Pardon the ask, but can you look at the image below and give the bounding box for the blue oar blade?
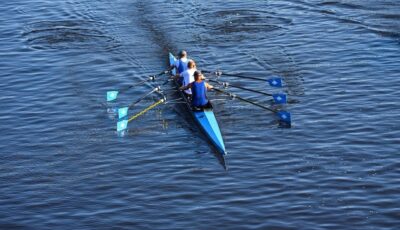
[118,107,129,119]
[267,77,283,87]
[272,93,287,104]
[117,120,128,132]
[277,111,291,124]
[107,91,119,102]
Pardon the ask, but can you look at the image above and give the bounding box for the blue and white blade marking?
[267,77,283,87]
[277,111,291,123]
[272,93,287,104]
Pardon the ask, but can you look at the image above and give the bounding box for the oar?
[117,98,166,132]
[203,70,283,87]
[213,88,291,126]
[117,86,161,119]
[106,70,169,102]
[208,79,287,104]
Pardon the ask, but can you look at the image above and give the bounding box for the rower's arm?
[170,74,179,80]
[179,83,192,91]
[206,82,213,90]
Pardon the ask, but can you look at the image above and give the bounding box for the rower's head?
[179,50,187,58]
[187,60,196,69]
[194,71,203,81]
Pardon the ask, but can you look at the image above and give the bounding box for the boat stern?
[194,110,227,155]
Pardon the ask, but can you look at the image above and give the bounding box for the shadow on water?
[134,1,178,55]
[168,96,228,170]
[212,148,227,171]
[22,20,121,50]
[195,9,291,44]
[130,1,228,168]
[197,9,291,34]
[300,0,400,41]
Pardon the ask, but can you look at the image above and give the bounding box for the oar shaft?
[129,87,160,108]
[120,70,168,93]
[222,73,266,81]
[213,88,276,113]
[203,70,266,82]
[128,98,164,122]
[121,78,149,93]
[208,79,272,97]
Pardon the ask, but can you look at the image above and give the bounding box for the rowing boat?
[169,53,227,156]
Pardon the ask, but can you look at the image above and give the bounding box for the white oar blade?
[107,91,119,102]
[117,120,128,132]
[267,77,283,87]
[272,93,287,104]
[118,107,129,119]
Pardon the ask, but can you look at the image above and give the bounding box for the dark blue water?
[1,0,400,229]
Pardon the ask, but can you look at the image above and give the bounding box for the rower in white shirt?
[180,60,197,95]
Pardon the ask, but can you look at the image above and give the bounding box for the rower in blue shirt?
[180,71,213,109]
[169,50,190,85]
[174,50,189,74]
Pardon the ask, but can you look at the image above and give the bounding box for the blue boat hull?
[169,53,226,155]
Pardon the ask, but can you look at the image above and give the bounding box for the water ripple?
[1,0,400,229]
[22,20,121,51]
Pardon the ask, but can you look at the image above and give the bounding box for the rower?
[180,71,213,109]
[171,50,189,74]
[181,60,197,96]
[169,50,189,85]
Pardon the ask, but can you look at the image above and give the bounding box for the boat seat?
[192,101,213,111]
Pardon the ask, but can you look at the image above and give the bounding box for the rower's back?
[175,50,189,74]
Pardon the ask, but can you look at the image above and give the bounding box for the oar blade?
[118,107,129,119]
[117,119,128,132]
[277,111,291,124]
[107,91,119,102]
[272,93,287,104]
[267,77,283,87]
